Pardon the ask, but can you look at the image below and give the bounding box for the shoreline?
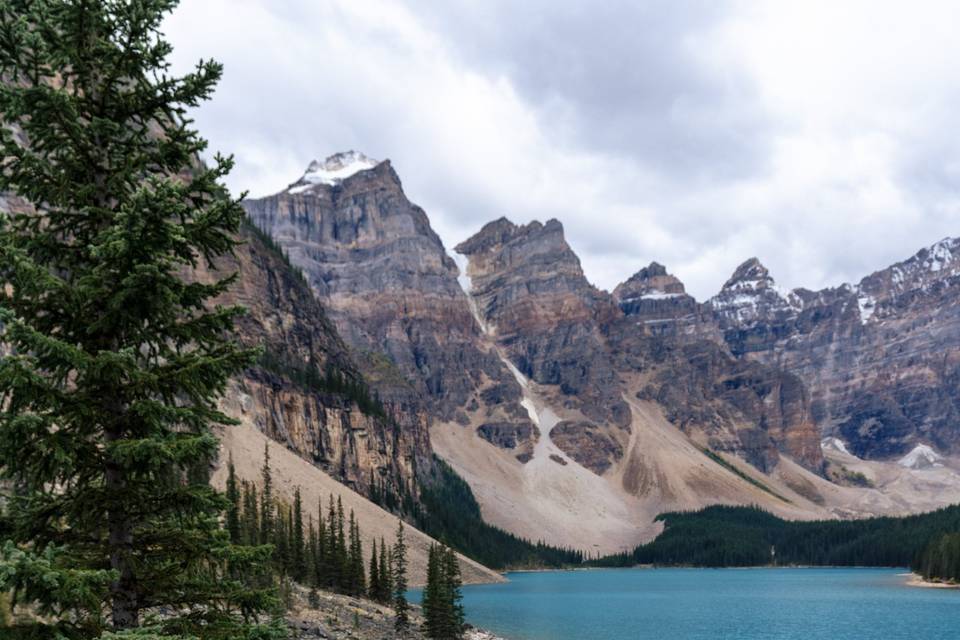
[904,573,960,589]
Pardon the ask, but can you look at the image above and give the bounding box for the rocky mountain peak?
[709,257,802,329]
[287,151,382,193]
[723,257,774,291]
[456,217,567,257]
[615,262,687,298]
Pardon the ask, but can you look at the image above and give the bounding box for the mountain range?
[234,151,960,555]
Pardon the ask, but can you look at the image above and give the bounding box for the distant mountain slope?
[241,152,960,552]
[702,239,960,460]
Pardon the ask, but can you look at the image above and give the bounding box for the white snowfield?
[898,444,943,469]
[821,437,854,457]
[288,151,378,192]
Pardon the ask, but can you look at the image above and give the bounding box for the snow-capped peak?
[921,237,958,273]
[897,443,943,470]
[288,151,379,193]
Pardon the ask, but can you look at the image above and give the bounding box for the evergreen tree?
[0,1,280,636]
[260,443,274,546]
[225,453,242,543]
[393,521,410,633]
[368,539,381,601]
[324,494,338,589]
[306,514,318,587]
[347,510,366,596]
[293,487,305,582]
[335,496,347,590]
[440,546,465,639]
[379,536,393,603]
[422,544,440,638]
[242,481,260,546]
[316,498,328,587]
[422,543,465,640]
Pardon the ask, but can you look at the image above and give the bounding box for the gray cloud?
[165,0,960,301]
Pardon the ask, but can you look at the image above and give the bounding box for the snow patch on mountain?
[857,293,876,324]
[898,444,943,470]
[821,437,854,457]
[288,151,378,192]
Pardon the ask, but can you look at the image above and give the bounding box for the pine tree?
[368,539,381,601]
[422,544,440,638]
[379,536,393,603]
[293,487,305,582]
[316,498,328,587]
[440,546,465,639]
[335,496,347,591]
[349,509,367,596]
[225,453,241,543]
[324,494,338,589]
[306,514,318,587]
[0,2,280,636]
[260,443,274,545]
[242,481,261,546]
[422,544,465,640]
[393,520,410,633]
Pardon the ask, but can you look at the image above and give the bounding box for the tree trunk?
[106,423,139,629]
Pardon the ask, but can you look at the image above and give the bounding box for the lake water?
[412,568,960,640]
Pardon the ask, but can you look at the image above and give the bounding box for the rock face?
[704,239,960,460]
[613,262,704,336]
[243,156,535,463]
[456,218,630,429]
[196,223,428,499]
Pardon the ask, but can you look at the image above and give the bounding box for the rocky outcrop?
[198,223,429,499]
[476,421,539,462]
[456,218,630,428]
[613,262,704,336]
[550,421,624,475]
[704,239,960,459]
[242,154,534,462]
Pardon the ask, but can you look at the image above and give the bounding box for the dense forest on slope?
[590,505,960,572]
[915,533,960,583]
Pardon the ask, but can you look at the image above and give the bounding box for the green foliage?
[239,449,388,602]
[591,504,960,569]
[0,1,279,636]
[415,457,583,569]
[422,543,465,640]
[257,347,388,419]
[392,521,410,633]
[699,448,791,503]
[915,533,960,583]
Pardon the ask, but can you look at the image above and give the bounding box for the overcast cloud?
[165,0,960,300]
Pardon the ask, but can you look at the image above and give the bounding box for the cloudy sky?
[165,0,960,300]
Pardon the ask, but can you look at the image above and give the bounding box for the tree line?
[915,533,960,583]
[226,446,418,624]
[589,504,960,571]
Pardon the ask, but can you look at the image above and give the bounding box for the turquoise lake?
[412,568,960,640]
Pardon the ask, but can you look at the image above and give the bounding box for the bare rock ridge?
[195,222,429,501]
[700,240,960,460]
[613,261,705,336]
[455,217,630,430]
[242,156,536,463]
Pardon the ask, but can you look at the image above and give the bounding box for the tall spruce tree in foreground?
[393,521,410,634]
[0,1,280,637]
[422,544,465,640]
